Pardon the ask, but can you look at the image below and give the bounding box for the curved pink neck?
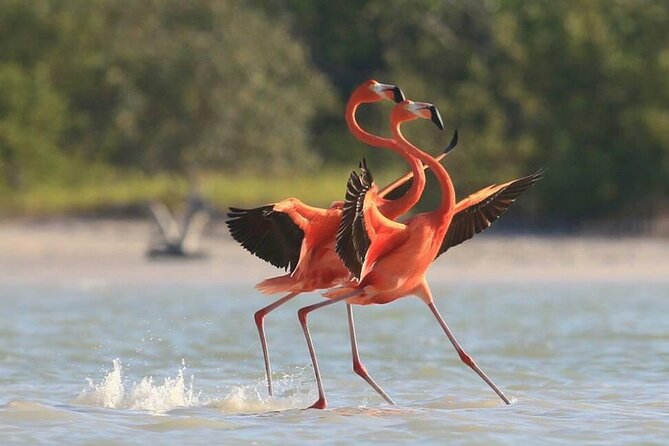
[345,98,425,219]
[391,120,455,219]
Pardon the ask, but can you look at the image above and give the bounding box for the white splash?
[212,367,316,413]
[76,359,201,413]
[77,360,316,414]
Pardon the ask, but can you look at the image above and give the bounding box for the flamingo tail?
[256,275,297,295]
[323,284,359,299]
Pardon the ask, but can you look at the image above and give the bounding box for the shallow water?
[1,280,668,445]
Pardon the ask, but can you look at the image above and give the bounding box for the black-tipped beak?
[429,105,444,130]
[391,86,405,103]
[443,129,458,154]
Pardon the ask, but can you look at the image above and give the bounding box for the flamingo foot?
[308,397,327,410]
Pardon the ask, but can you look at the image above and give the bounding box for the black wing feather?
[436,170,544,258]
[226,205,304,272]
[335,171,364,277]
[335,158,374,278]
[352,159,373,261]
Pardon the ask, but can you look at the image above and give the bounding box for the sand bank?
[1,219,667,287]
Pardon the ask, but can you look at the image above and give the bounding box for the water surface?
[1,280,668,445]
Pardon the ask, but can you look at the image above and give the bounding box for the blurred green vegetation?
[0,167,361,216]
[1,0,668,223]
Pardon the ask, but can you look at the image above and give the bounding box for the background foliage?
[1,0,667,223]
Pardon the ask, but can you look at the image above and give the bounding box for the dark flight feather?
[226,205,304,272]
[436,170,544,258]
[335,158,374,278]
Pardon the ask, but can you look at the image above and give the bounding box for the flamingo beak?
[390,86,405,103]
[376,83,406,103]
[428,105,444,130]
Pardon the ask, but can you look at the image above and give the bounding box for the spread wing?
[226,204,304,272]
[335,159,374,278]
[336,158,407,279]
[436,170,544,257]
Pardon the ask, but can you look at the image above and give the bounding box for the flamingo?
[297,100,543,409]
[226,80,454,403]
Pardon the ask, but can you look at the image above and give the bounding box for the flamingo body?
[330,188,452,306]
[254,200,348,294]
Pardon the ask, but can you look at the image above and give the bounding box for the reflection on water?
[1,281,668,444]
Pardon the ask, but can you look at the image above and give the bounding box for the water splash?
[211,367,316,413]
[76,360,316,414]
[76,359,201,413]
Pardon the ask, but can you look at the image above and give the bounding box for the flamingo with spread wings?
[296,100,543,409]
[226,80,454,403]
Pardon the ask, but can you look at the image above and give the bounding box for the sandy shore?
[1,219,667,287]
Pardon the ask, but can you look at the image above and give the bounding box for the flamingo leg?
[254,292,299,396]
[298,292,361,409]
[347,304,396,405]
[427,301,511,405]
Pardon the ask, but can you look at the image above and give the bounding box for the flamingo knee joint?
[254,310,265,326]
[353,361,368,376]
[298,307,310,325]
[459,351,474,366]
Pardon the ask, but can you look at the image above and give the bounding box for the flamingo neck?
[345,98,426,219]
[391,122,455,219]
[345,98,396,149]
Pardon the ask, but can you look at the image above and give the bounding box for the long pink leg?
[427,301,511,405]
[254,292,299,396]
[347,304,396,405]
[298,292,360,409]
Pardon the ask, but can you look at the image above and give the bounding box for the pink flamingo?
[297,100,543,409]
[227,80,454,403]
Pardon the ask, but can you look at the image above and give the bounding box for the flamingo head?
[392,100,444,130]
[356,79,405,104]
